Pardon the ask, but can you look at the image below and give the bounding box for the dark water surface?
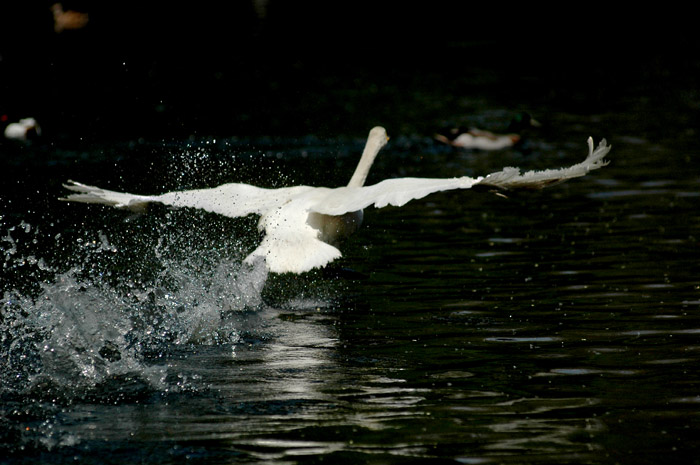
[2,4,700,465]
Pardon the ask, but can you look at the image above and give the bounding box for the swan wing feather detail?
[477,137,610,190]
[311,137,610,216]
[310,176,483,216]
[62,180,314,218]
[157,184,314,218]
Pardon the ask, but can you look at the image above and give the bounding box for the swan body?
[61,127,611,274]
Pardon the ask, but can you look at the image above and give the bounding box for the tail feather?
[60,180,157,213]
[244,235,342,274]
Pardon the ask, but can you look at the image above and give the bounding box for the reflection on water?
[2,127,700,463]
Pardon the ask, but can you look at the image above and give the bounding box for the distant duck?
[435,127,521,150]
[51,3,89,33]
[3,117,41,141]
[435,112,541,150]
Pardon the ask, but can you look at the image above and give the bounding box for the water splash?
[1,217,270,401]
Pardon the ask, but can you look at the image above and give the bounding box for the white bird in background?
[4,117,41,141]
[434,127,521,151]
[61,127,611,274]
[434,112,541,150]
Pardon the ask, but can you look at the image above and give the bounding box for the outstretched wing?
[477,137,610,190]
[311,137,610,216]
[61,180,314,219]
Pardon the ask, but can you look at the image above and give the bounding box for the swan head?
[361,126,389,160]
[347,126,389,188]
[368,126,389,144]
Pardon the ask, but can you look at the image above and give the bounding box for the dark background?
[1,1,698,142]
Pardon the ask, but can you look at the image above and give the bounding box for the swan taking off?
[61,127,611,274]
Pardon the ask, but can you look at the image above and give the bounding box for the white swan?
[61,127,611,274]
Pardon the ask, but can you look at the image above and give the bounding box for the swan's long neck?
[347,127,388,188]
